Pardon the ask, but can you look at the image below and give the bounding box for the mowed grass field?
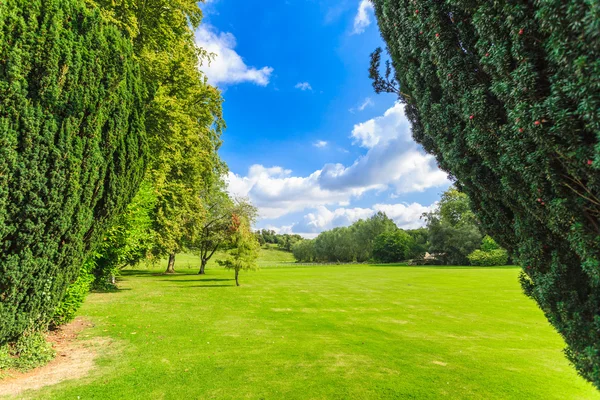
[19,253,599,399]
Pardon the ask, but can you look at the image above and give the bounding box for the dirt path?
[0,318,103,397]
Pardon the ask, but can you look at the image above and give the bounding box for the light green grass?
[18,264,599,399]
[160,247,296,273]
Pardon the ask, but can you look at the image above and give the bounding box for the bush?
[373,231,415,263]
[0,331,55,372]
[468,249,509,267]
[51,260,95,327]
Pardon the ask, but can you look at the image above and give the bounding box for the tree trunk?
[165,253,176,274]
[235,269,240,286]
[198,259,206,275]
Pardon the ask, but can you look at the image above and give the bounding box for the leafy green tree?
[218,215,260,286]
[370,0,600,385]
[0,0,146,344]
[480,236,500,252]
[314,227,358,262]
[88,0,225,276]
[373,231,416,263]
[292,240,316,262]
[91,181,157,287]
[352,212,398,261]
[424,188,483,265]
[190,183,257,275]
[406,228,428,258]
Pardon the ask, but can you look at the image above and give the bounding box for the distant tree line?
[293,187,508,266]
[254,230,303,251]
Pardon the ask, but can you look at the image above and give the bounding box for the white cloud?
[226,166,368,219]
[226,102,450,221]
[358,97,374,111]
[290,202,435,235]
[195,24,273,86]
[263,224,294,235]
[351,102,409,148]
[295,82,313,91]
[349,97,374,113]
[352,0,374,34]
[294,206,375,233]
[313,140,328,148]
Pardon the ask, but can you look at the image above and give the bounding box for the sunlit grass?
[23,263,599,399]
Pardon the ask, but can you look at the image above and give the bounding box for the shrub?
[480,236,501,252]
[0,331,55,372]
[51,260,95,327]
[468,249,509,267]
[373,231,415,263]
[0,0,146,344]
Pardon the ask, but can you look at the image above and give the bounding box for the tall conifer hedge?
[371,0,600,386]
[0,0,146,343]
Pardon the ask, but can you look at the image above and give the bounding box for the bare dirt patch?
[0,317,105,397]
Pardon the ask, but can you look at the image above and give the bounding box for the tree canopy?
[371,0,600,386]
[0,0,146,344]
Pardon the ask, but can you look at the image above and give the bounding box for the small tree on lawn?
[191,184,257,275]
[218,215,260,286]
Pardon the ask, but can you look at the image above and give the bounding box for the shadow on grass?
[180,284,234,288]
[157,278,233,283]
[370,264,520,269]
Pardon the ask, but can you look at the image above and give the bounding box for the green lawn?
[20,263,599,399]
[165,247,296,273]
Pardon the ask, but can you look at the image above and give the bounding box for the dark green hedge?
[0,0,146,344]
[372,0,599,387]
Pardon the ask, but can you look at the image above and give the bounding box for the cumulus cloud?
[313,140,328,148]
[277,202,436,236]
[295,82,313,91]
[226,166,367,219]
[226,102,449,221]
[195,24,273,86]
[352,0,374,34]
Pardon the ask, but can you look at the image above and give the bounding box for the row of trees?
[254,230,303,251]
[370,0,599,387]
[0,0,260,359]
[292,212,426,263]
[291,187,507,266]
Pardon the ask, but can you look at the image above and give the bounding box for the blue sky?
[197,0,451,237]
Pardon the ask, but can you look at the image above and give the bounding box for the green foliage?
[468,249,509,267]
[373,231,416,263]
[51,260,95,326]
[480,235,501,252]
[0,0,146,344]
[292,239,316,262]
[468,236,509,266]
[424,188,483,265]
[84,0,225,277]
[0,331,55,372]
[312,212,398,262]
[371,0,600,385]
[190,183,257,274]
[91,180,157,287]
[406,228,429,258]
[218,216,260,286]
[255,229,303,251]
